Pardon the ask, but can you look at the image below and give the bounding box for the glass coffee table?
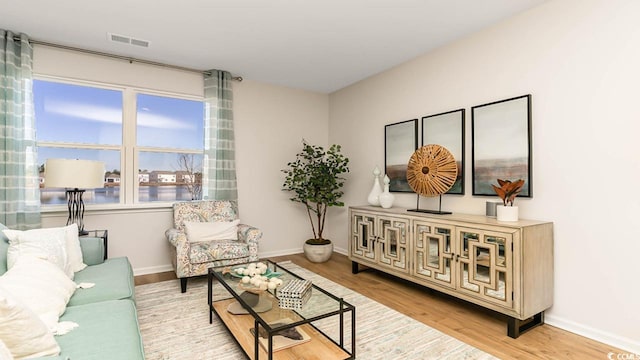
[208,260,356,360]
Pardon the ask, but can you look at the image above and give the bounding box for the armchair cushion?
[189,240,250,264]
[184,219,240,242]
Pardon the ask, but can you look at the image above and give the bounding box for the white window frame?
[35,75,204,210]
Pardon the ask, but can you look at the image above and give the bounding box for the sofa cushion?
[189,240,250,264]
[79,236,106,266]
[36,299,144,360]
[68,257,134,306]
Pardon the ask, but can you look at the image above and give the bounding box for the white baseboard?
[133,264,173,276]
[333,246,347,255]
[134,247,349,276]
[545,314,640,355]
[258,248,303,258]
[259,246,349,258]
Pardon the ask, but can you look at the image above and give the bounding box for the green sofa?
[0,226,145,360]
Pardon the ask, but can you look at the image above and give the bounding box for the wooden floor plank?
[136,253,623,359]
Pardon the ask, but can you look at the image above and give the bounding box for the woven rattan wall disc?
[406,144,458,197]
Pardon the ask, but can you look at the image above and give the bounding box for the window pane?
[138,152,203,202]
[136,94,204,150]
[34,80,123,145]
[38,147,120,205]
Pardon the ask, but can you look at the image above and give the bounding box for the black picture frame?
[422,109,465,195]
[471,94,532,197]
[385,119,418,192]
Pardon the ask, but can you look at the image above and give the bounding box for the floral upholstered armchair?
[166,200,261,292]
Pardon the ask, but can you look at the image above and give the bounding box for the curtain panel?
[0,30,40,229]
[203,70,237,201]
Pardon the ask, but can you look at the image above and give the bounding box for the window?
[35,78,204,206]
[136,93,204,202]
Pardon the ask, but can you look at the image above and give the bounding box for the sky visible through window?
[34,80,204,172]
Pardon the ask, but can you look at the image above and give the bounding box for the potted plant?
[491,179,525,221]
[282,140,349,262]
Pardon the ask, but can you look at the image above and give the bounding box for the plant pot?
[303,241,333,263]
[496,205,519,222]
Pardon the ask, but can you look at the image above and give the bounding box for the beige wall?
[329,0,640,353]
[35,46,330,274]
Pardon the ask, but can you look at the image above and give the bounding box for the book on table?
[249,319,311,352]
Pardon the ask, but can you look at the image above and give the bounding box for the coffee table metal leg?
[351,307,356,359]
[208,271,213,324]
[254,319,260,360]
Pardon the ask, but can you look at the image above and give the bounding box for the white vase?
[367,166,383,206]
[496,205,519,221]
[378,175,395,209]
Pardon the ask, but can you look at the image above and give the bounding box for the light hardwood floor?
[135,253,622,359]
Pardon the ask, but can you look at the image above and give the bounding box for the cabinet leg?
[351,261,359,274]
[508,312,544,338]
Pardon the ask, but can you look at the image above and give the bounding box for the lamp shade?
[45,159,105,189]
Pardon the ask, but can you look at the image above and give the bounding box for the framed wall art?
[471,94,532,197]
[422,109,465,195]
[385,119,418,192]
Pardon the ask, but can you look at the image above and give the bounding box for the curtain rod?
[14,36,242,81]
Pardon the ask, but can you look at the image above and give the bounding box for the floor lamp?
[45,159,105,235]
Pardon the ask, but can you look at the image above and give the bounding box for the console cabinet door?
[376,216,410,273]
[412,220,455,289]
[350,211,377,262]
[456,227,514,309]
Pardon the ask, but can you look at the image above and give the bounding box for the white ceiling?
[1,0,547,93]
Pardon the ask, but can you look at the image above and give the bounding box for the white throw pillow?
[63,224,87,273]
[3,226,71,278]
[0,255,76,330]
[184,220,240,242]
[0,285,60,359]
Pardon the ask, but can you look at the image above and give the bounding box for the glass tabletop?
[211,260,355,332]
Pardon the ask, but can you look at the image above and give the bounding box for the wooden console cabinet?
[348,206,553,338]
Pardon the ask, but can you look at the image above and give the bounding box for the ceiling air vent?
[107,33,150,48]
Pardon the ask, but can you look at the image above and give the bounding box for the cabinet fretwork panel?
[351,212,376,261]
[377,216,409,273]
[457,227,514,309]
[349,206,553,338]
[413,221,455,289]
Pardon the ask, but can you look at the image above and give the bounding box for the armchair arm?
[166,228,192,278]
[166,228,187,248]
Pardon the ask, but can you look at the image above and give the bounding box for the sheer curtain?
[0,30,40,229]
[203,70,237,201]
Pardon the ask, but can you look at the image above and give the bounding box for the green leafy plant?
[492,179,525,206]
[282,140,349,245]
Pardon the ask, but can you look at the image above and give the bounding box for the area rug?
[135,261,496,360]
